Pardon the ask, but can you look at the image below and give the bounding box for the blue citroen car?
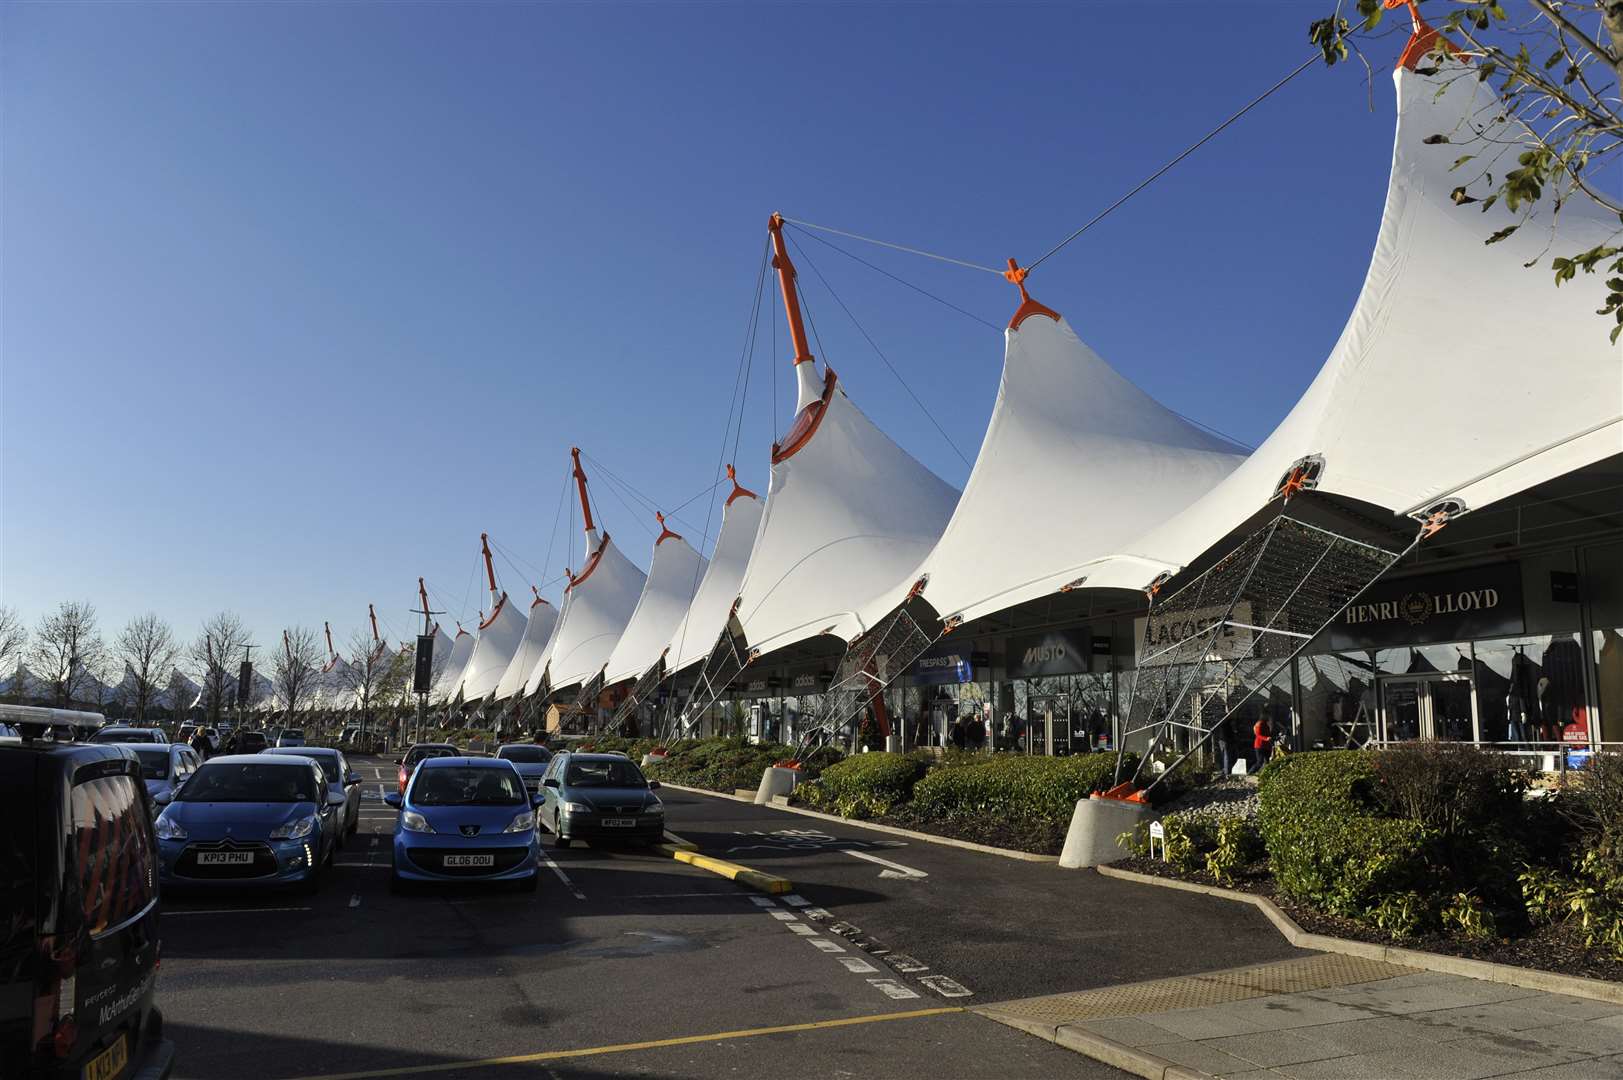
[385,757,541,893]
[153,753,345,894]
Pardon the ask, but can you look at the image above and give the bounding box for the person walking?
[1251,714,1273,773]
[190,726,212,762]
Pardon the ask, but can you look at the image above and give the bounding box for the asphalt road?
[153,758,1129,1080]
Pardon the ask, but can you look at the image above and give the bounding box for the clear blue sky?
[3,1,1418,656]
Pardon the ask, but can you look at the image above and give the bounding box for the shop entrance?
[1379,674,1476,742]
[1027,695,1068,755]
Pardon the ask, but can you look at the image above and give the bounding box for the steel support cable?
[580,450,715,546]
[542,467,570,588]
[787,224,1001,332]
[789,234,973,469]
[779,216,1005,275]
[1028,53,1319,271]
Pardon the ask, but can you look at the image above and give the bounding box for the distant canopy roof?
[663,468,764,675]
[493,592,559,702]
[453,591,528,704]
[603,515,708,686]
[430,626,475,705]
[1082,36,1623,592]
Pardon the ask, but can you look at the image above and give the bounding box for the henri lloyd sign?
[1327,563,1524,650]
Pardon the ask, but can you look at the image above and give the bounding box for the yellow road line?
[287,1006,964,1080]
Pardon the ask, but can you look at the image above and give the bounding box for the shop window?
[1475,634,1588,744]
[1594,629,1623,743]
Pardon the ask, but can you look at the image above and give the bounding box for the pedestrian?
[190,726,211,762]
[1251,714,1273,773]
[949,716,966,750]
[966,713,986,751]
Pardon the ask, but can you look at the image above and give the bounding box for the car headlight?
[270,814,318,840]
[562,801,592,814]
[400,810,436,834]
[642,801,664,815]
[154,815,187,840]
[504,810,536,833]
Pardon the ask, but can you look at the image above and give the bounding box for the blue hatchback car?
[153,754,344,894]
[385,757,541,893]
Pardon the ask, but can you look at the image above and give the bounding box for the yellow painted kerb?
[288,1006,963,1080]
[656,844,792,895]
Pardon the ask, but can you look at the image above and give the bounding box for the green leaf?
[1423,134,1450,145]
[1485,225,1518,245]
[1451,186,1477,206]
[1543,50,1563,70]
[1450,155,1475,171]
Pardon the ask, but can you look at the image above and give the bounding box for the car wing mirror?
[344,775,362,786]
[531,794,545,808]
[383,792,403,808]
[153,791,174,806]
[542,777,559,788]
[646,780,661,790]
[326,791,348,808]
[394,758,404,766]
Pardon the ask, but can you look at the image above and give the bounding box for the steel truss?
[669,623,749,740]
[609,656,666,734]
[794,605,941,754]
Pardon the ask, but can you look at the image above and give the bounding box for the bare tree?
[340,631,393,734]
[115,612,180,723]
[0,606,26,686]
[274,626,324,719]
[189,612,249,725]
[167,668,198,719]
[25,601,107,708]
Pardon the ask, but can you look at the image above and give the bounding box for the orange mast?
[767,213,814,367]
[570,447,596,534]
[480,532,499,602]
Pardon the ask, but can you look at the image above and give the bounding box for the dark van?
[0,707,174,1079]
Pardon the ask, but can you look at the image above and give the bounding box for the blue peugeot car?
[153,753,345,894]
[385,756,541,893]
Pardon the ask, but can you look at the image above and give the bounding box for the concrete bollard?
[1059,795,1157,869]
[641,752,667,769]
[754,765,800,805]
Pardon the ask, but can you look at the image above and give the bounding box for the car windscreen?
[283,730,304,739]
[129,747,171,779]
[178,762,317,803]
[497,746,551,763]
[564,760,647,788]
[91,730,150,743]
[412,766,525,806]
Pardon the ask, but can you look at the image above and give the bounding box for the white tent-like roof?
[448,535,531,705]
[663,466,765,674]
[732,217,959,657]
[431,626,476,705]
[1085,16,1622,592]
[603,514,708,686]
[855,292,1246,632]
[523,450,647,695]
[493,591,560,701]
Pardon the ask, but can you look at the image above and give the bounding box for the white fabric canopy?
[1084,54,1623,592]
[603,525,708,686]
[664,478,764,674]
[430,628,475,705]
[734,360,959,655]
[493,595,559,701]
[523,529,646,694]
[453,591,529,704]
[855,310,1246,632]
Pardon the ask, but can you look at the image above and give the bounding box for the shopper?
[1251,714,1273,773]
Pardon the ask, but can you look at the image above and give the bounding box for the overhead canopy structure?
[431,624,475,705]
[732,214,959,656]
[451,535,530,705]
[603,513,708,687]
[311,621,353,709]
[664,466,764,675]
[493,589,559,701]
[853,280,1247,633]
[523,449,647,696]
[1085,13,1622,595]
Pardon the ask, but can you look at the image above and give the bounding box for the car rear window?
[179,762,318,803]
[274,750,339,782]
[406,746,456,766]
[497,746,550,763]
[283,730,304,739]
[413,767,524,806]
[128,748,170,780]
[71,774,157,935]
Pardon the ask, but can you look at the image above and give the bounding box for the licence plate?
[196,851,255,865]
[83,1032,127,1080]
[444,854,495,868]
[602,818,637,828]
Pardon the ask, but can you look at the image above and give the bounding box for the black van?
[0,709,174,1079]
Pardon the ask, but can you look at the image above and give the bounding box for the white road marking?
[747,896,777,908]
[810,939,846,953]
[786,923,818,937]
[829,921,861,937]
[538,850,586,900]
[802,907,832,920]
[625,892,753,899]
[885,954,930,973]
[370,836,380,848]
[867,978,920,1000]
[843,849,928,879]
[836,956,878,973]
[349,894,362,908]
[782,894,810,907]
[768,910,798,922]
[165,907,312,916]
[918,975,973,998]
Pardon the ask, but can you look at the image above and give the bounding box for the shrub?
[908,752,1128,825]
[793,752,927,818]
[1205,818,1265,885]
[1257,750,1438,924]
[1372,741,1527,842]
[643,736,842,793]
[1440,891,1497,942]
[1560,751,1623,877]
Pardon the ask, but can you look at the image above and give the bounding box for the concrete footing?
[641,753,666,769]
[1059,796,1156,869]
[754,766,800,805]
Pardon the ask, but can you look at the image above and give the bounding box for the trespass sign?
[1325,562,1524,650]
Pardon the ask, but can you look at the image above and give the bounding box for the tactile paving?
[979,953,1415,1025]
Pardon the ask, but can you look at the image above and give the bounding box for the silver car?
[259,746,363,844]
[123,742,204,815]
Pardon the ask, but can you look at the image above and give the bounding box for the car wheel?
[553,817,570,849]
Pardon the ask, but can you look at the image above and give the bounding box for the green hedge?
[1257,751,1437,930]
[643,736,841,794]
[909,752,1126,824]
[793,752,928,818]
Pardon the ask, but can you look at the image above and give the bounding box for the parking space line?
[843,849,928,878]
[165,907,312,916]
[782,894,810,906]
[538,850,586,900]
[285,1006,963,1080]
[786,923,819,937]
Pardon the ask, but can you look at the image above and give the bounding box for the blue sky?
[3,1,1421,656]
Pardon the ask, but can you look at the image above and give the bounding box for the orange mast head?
[767,213,815,368]
[480,532,498,597]
[1384,0,1463,71]
[418,576,430,612]
[725,463,758,506]
[368,604,381,645]
[571,447,597,534]
[655,511,682,546]
[1003,258,1061,330]
[324,621,335,659]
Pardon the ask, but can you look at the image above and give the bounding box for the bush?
[1561,751,1623,877]
[908,752,1127,825]
[1372,740,1528,842]
[792,752,927,818]
[643,736,841,794]
[1257,750,1438,924]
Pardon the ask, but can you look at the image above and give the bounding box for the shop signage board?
[911,642,973,685]
[1008,628,1090,678]
[1325,562,1524,651]
[1132,603,1254,665]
